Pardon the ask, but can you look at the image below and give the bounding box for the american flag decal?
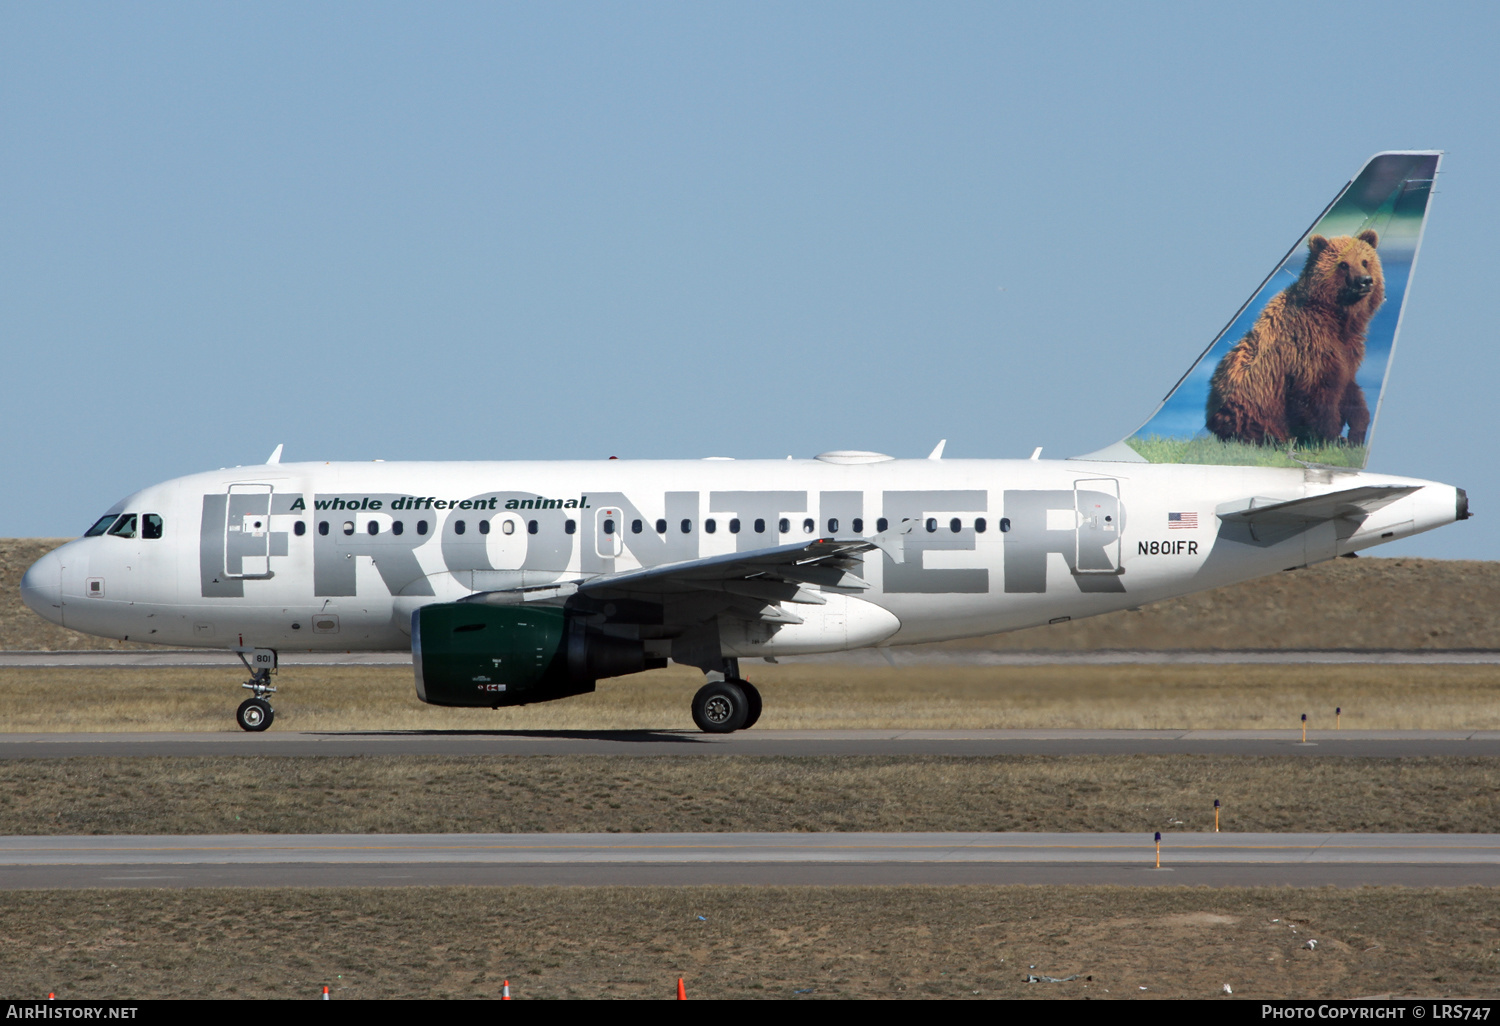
[1168,512,1198,529]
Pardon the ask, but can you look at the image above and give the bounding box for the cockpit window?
[142,514,164,540]
[107,514,138,539]
[84,515,120,537]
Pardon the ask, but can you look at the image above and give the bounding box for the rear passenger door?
[1073,478,1122,574]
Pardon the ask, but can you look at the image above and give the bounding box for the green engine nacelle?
[411,603,658,707]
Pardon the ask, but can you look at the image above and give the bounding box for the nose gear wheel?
[236,697,274,732]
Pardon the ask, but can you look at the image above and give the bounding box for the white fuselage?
[21,455,1463,655]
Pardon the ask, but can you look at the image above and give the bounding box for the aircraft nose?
[20,550,64,626]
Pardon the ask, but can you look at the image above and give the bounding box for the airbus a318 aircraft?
[21,152,1468,733]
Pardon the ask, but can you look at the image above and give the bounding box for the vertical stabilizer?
[1079,151,1440,468]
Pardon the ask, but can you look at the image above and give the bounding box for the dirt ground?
[2,885,1497,999]
[2,662,1499,732]
[1,755,1497,836]
[5,537,1500,653]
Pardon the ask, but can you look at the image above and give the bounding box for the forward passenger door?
[225,484,274,578]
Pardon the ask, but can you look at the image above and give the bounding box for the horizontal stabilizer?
[1217,485,1419,525]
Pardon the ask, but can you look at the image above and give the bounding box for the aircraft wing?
[1217,485,1420,525]
[461,523,914,625]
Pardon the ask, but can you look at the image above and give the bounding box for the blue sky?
[3,3,1496,558]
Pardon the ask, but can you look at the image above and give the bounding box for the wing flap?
[579,536,879,595]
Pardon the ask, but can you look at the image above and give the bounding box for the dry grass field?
[1,755,1497,835]
[3,885,1497,999]
[3,662,1500,732]
[5,538,1500,653]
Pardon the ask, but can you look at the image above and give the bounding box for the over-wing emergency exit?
[21,152,1469,732]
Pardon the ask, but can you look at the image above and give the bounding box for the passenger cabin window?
[680,519,692,533]
[565,520,576,535]
[655,519,667,534]
[342,521,355,536]
[877,518,889,532]
[294,521,306,537]
[454,520,465,535]
[392,521,404,536]
[803,518,814,534]
[852,518,864,533]
[728,519,739,534]
[528,520,538,535]
[502,519,515,535]
[84,515,119,538]
[778,518,789,533]
[478,520,489,535]
[631,519,643,534]
[754,518,766,534]
[318,521,330,536]
[975,518,987,533]
[950,518,962,533]
[999,517,1011,533]
[365,521,377,535]
[925,518,937,533]
[603,518,616,535]
[107,514,138,539]
[827,518,839,533]
[417,520,429,535]
[142,514,164,540]
[705,519,717,534]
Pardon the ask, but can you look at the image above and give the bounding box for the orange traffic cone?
[677,977,686,1000]
[502,980,511,1000]
[322,986,329,1000]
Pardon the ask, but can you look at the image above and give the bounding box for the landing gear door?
[225,484,274,579]
[1073,478,1122,574]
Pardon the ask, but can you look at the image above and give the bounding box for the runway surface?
[4,648,1500,668]
[2,728,1499,758]
[3,832,1497,888]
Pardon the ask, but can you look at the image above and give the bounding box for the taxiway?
[2,831,1496,888]
[1,728,1498,759]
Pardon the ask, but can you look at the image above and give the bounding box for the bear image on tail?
[1205,229,1384,447]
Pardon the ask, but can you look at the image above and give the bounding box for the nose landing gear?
[234,648,278,732]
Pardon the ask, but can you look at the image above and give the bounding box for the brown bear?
[1205,229,1384,447]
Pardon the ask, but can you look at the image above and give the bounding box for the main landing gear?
[234,648,278,732]
[691,660,762,733]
